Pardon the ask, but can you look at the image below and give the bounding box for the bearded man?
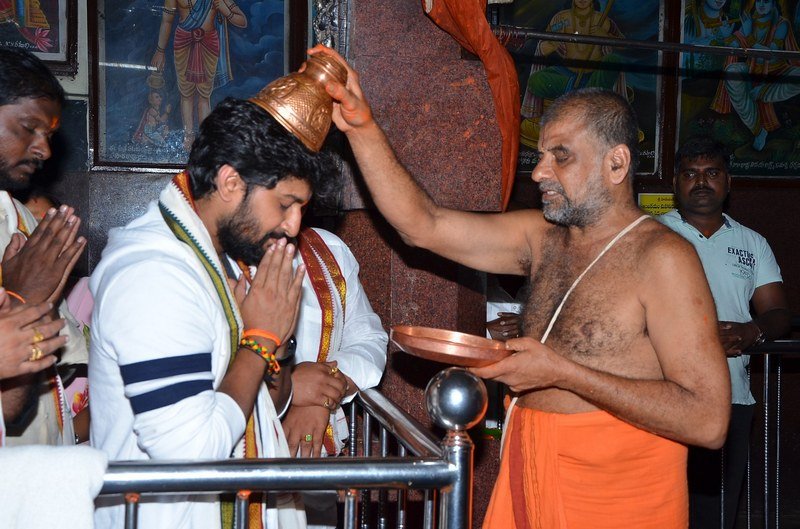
[315,44,731,529]
[89,96,337,529]
[0,47,87,447]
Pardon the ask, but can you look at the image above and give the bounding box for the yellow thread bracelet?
[240,338,280,375]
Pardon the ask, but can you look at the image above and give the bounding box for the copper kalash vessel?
[249,54,348,152]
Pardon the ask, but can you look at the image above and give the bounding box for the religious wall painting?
[90,0,293,170]
[679,0,800,177]
[0,0,76,75]
[493,0,664,177]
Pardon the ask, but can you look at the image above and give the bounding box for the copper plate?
[390,325,510,367]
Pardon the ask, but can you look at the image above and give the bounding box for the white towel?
[0,445,108,528]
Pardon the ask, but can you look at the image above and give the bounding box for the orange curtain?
[423,0,520,210]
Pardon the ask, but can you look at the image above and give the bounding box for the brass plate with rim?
[390,325,510,368]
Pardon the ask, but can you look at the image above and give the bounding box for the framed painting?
[89,0,309,171]
[491,0,665,178]
[678,0,800,177]
[0,0,77,75]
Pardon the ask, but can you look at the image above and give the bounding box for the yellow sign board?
[638,193,675,216]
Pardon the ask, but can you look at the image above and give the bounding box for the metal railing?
[488,23,800,63]
[745,328,800,529]
[99,368,488,529]
[97,330,800,529]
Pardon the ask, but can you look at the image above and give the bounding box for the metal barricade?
[745,335,800,529]
[99,368,487,529]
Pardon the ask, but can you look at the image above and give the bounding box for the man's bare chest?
[522,248,643,361]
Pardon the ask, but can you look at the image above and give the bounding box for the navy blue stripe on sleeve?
[120,353,212,385]
[129,379,213,415]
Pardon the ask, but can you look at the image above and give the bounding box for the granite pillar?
[335,1,505,526]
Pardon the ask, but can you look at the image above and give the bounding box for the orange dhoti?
[483,407,688,529]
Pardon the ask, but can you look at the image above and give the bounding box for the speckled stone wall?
[335,1,505,526]
[340,0,502,211]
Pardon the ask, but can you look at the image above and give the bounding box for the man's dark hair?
[541,87,640,179]
[0,47,65,108]
[674,136,730,174]
[187,98,339,204]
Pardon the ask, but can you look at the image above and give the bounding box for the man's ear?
[607,145,630,185]
[215,164,245,203]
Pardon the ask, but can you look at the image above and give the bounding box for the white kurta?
[293,228,387,449]
[90,184,304,529]
[292,228,387,529]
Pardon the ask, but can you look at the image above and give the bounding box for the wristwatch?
[278,335,297,365]
[752,323,767,347]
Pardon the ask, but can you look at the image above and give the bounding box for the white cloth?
[0,191,84,447]
[292,229,387,529]
[0,445,107,528]
[485,275,523,338]
[0,391,4,446]
[293,228,387,452]
[486,302,522,337]
[89,181,305,529]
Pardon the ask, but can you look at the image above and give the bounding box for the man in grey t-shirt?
[658,136,791,529]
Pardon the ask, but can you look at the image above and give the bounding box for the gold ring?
[304,433,313,442]
[330,366,339,376]
[323,397,331,409]
[29,344,44,362]
[32,328,45,343]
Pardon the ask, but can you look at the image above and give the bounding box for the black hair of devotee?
[0,47,65,108]
[674,136,731,173]
[540,87,640,179]
[187,97,339,203]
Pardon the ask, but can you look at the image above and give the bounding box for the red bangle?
[242,328,281,347]
[6,290,25,304]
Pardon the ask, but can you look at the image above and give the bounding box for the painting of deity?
[679,0,800,177]
[0,0,74,71]
[91,0,291,169]
[493,0,664,177]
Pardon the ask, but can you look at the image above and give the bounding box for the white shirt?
[294,228,386,394]
[292,229,387,450]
